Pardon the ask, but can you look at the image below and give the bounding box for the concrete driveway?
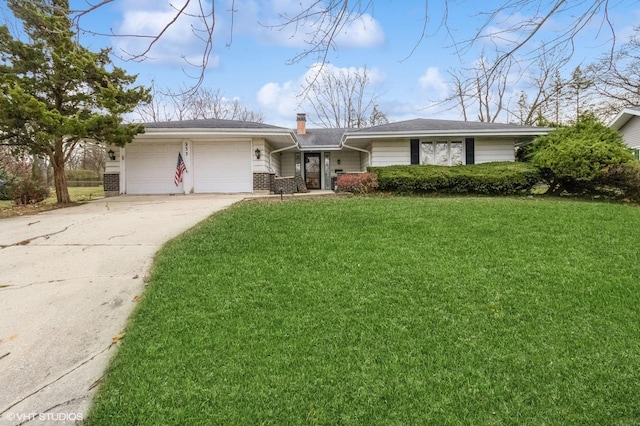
[0,195,244,425]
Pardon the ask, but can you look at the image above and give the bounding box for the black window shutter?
[410,139,420,165]
[465,138,475,165]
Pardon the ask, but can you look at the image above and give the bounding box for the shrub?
[369,162,540,195]
[336,172,379,194]
[0,168,10,200]
[7,177,50,204]
[600,161,640,202]
[529,114,635,194]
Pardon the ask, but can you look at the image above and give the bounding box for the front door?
[304,153,321,189]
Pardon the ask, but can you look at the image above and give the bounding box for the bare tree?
[568,66,594,121]
[440,53,516,123]
[136,85,264,123]
[135,81,181,123]
[368,104,389,126]
[185,88,264,122]
[439,43,574,125]
[304,65,382,128]
[16,1,628,92]
[588,26,640,120]
[67,142,107,177]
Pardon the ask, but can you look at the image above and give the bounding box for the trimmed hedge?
[369,162,541,195]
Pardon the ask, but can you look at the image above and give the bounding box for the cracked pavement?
[0,195,243,425]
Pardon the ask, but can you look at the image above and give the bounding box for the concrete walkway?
[0,195,244,425]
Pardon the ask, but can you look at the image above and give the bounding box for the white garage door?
[193,141,252,193]
[125,142,182,194]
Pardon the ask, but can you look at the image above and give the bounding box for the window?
[421,141,463,166]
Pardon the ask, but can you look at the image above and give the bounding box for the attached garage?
[124,140,253,194]
[104,118,299,196]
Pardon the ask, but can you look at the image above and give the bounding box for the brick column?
[103,173,119,197]
[253,172,275,193]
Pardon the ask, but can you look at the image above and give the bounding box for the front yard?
[0,186,104,219]
[87,197,640,425]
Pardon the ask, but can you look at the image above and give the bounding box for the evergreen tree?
[0,0,150,203]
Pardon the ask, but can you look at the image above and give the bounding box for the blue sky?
[14,1,640,126]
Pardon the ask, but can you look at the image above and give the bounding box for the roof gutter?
[269,140,300,173]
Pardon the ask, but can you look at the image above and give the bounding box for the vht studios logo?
[2,412,83,422]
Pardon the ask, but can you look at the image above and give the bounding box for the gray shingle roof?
[145,118,287,130]
[354,118,544,133]
[295,128,348,148]
[142,117,549,146]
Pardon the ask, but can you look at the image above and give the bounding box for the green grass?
[87,197,640,425]
[0,186,104,218]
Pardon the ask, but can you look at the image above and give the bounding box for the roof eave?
[608,108,640,130]
[138,127,297,141]
[343,128,552,140]
[298,145,342,151]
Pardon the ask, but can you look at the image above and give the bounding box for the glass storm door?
[304,153,321,189]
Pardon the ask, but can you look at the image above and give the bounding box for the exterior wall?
[332,150,362,173]
[269,144,283,176]
[619,115,640,149]
[360,143,372,170]
[252,138,268,173]
[370,139,411,166]
[474,137,515,163]
[281,151,296,177]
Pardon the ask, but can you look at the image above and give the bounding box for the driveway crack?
[0,226,70,249]
[0,343,115,417]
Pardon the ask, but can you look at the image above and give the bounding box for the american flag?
[174,152,187,186]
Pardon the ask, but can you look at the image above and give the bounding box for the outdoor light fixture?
[337,159,341,165]
[255,148,261,159]
[107,149,116,161]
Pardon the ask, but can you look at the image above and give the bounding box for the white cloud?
[257,80,306,126]
[112,1,219,67]
[418,67,448,98]
[272,13,384,49]
[333,14,386,48]
[230,0,385,50]
[256,63,386,126]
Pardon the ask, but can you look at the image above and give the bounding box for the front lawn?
[0,186,104,219]
[88,197,640,425]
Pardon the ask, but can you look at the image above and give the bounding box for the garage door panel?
[125,142,182,194]
[193,141,252,193]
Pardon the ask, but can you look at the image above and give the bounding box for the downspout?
[269,144,299,174]
[342,143,372,170]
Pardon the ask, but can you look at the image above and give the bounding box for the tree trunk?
[51,146,71,204]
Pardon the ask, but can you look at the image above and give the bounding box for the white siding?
[280,151,296,177]
[620,116,640,149]
[252,138,268,173]
[371,139,411,166]
[333,150,361,173]
[267,143,282,175]
[474,137,515,163]
[360,143,372,170]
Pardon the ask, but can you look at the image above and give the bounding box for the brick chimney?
[296,113,307,135]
